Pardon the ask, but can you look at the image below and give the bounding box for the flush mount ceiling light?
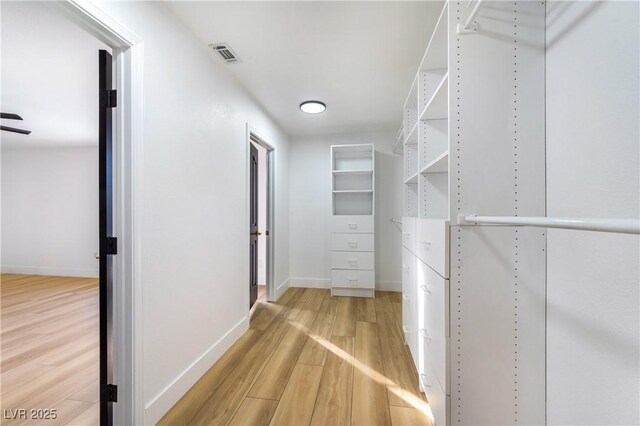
[300,101,326,114]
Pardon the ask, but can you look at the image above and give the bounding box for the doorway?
[248,130,275,309]
[0,4,122,425]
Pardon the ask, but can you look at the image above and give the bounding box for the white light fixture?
[300,100,326,114]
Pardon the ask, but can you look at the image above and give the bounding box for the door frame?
[246,126,276,304]
[56,1,143,424]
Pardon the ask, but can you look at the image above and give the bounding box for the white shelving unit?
[400,2,547,425]
[331,144,375,298]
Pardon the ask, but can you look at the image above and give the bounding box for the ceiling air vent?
[209,43,242,64]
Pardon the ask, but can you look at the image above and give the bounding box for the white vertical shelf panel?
[450,226,546,425]
[449,1,546,219]
[448,2,547,426]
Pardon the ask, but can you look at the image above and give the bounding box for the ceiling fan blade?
[1,125,31,135]
[0,113,24,120]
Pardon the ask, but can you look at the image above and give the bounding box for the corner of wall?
[275,277,291,300]
[144,316,249,424]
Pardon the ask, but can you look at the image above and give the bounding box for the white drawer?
[418,260,448,338]
[420,328,447,396]
[331,269,374,289]
[332,215,374,233]
[402,247,415,342]
[407,328,419,373]
[416,219,449,278]
[418,357,437,394]
[418,260,448,392]
[402,247,415,295]
[331,251,374,270]
[402,217,416,254]
[423,374,447,426]
[332,233,374,252]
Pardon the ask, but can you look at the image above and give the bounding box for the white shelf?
[404,171,419,185]
[419,73,448,121]
[332,170,373,176]
[420,151,449,174]
[333,190,373,194]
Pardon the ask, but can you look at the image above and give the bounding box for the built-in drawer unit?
[418,360,437,394]
[332,233,374,252]
[418,259,449,391]
[331,269,374,289]
[416,219,449,278]
[402,247,415,345]
[402,217,417,254]
[331,251,375,270]
[418,260,448,335]
[424,376,448,426]
[332,215,374,234]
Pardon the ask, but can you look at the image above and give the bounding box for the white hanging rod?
[458,215,640,235]
[458,0,485,34]
[391,218,402,225]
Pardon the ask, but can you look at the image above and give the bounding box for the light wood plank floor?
[0,274,99,425]
[160,288,433,426]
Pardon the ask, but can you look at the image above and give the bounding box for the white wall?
[1,147,99,277]
[289,132,403,290]
[546,1,639,424]
[93,2,290,423]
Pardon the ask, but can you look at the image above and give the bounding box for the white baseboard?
[275,278,290,300]
[290,277,331,289]
[376,280,401,292]
[144,316,249,424]
[1,265,98,278]
[289,277,401,292]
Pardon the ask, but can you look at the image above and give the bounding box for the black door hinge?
[106,237,118,255]
[100,89,117,108]
[105,384,118,402]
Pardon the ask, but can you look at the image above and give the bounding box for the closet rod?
[458,215,640,235]
[458,0,485,34]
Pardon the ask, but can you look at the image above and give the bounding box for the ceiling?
[167,1,443,137]
[0,1,109,149]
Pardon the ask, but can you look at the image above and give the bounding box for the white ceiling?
[167,1,443,137]
[0,1,109,149]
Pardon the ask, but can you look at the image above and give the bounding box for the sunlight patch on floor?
[290,320,435,423]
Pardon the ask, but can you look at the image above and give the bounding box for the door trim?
[246,126,276,304]
[56,1,143,424]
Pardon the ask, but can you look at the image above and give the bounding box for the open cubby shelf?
[420,151,448,174]
[331,144,375,216]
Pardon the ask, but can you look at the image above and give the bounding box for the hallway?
[159,288,431,425]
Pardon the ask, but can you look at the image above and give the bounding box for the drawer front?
[418,260,447,337]
[332,233,374,252]
[424,375,447,426]
[416,219,449,278]
[331,251,374,270]
[331,269,374,289]
[402,247,415,295]
[402,247,415,340]
[418,260,448,392]
[421,328,447,396]
[418,358,437,394]
[332,215,374,233]
[402,217,416,253]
